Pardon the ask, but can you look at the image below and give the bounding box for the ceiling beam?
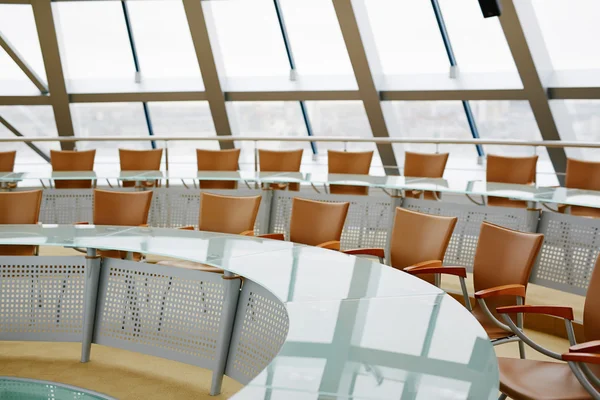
[31,0,75,150]
[332,0,398,175]
[182,0,234,150]
[0,114,50,162]
[0,30,48,94]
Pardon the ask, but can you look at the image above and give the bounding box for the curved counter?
[0,225,499,399]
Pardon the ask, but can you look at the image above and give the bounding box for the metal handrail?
[1,136,600,148]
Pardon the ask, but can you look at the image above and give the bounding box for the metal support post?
[210,272,242,395]
[81,248,102,363]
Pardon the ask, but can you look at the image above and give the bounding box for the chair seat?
[499,357,592,400]
[157,260,224,273]
[472,305,514,340]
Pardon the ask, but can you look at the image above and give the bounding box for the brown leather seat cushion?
[472,305,514,340]
[157,260,223,273]
[499,357,592,400]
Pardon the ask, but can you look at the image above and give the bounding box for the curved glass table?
[0,225,499,399]
[0,377,115,399]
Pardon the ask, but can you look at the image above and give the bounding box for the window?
[0,4,47,94]
[305,101,384,175]
[363,0,449,75]
[554,100,600,162]
[438,0,518,74]
[126,1,203,82]
[202,0,289,78]
[228,101,311,170]
[384,101,478,178]
[70,103,150,172]
[532,0,600,71]
[0,106,59,168]
[53,2,135,81]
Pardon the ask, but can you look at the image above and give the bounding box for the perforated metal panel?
[148,188,270,235]
[532,212,600,295]
[39,189,95,224]
[0,256,86,341]
[401,198,540,270]
[225,280,289,384]
[94,259,226,369]
[269,191,397,251]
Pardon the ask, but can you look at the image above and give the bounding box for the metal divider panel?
[401,198,538,270]
[149,188,269,235]
[532,212,600,295]
[0,256,86,341]
[225,280,289,385]
[269,191,395,250]
[39,189,95,225]
[94,259,225,370]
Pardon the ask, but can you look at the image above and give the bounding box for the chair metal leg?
[498,393,507,400]
[519,339,526,359]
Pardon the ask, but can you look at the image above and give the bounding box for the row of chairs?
[1,187,600,398]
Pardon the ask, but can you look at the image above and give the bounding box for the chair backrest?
[0,150,16,172]
[328,150,373,195]
[486,154,538,184]
[473,222,544,312]
[289,197,349,246]
[0,190,43,255]
[566,158,600,191]
[584,253,600,342]
[389,208,457,274]
[50,149,96,189]
[198,192,261,234]
[259,149,303,172]
[119,148,163,188]
[259,149,303,191]
[196,149,241,190]
[93,189,153,226]
[403,151,449,178]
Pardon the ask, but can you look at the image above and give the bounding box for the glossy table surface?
[2,170,600,209]
[0,224,499,399]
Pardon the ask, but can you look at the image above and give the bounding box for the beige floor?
[0,246,577,399]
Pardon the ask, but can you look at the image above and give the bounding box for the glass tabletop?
[0,377,114,400]
[0,225,499,399]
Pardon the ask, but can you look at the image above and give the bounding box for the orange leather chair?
[157,192,262,272]
[345,207,457,285]
[327,150,373,196]
[119,148,163,188]
[495,253,600,400]
[407,222,544,359]
[196,148,241,190]
[50,149,96,189]
[88,189,153,260]
[0,150,17,189]
[266,197,350,250]
[259,149,303,191]
[403,151,449,200]
[0,190,42,255]
[486,154,538,208]
[562,158,600,218]
[0,150,16,172]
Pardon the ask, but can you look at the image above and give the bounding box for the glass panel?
[533,0,600,71]
[363,0,449,75]
[305,101,384,175]
[147,101,219,173]
[202,0,289,78]
[228,101,311,171]
[0,5,47,82]
[438,0,518,73]
[471,100,557,186]
[280,0,355,78]
[70,103,150,174]
[555,100,600,161]
[126,1,203,82]
[53,2,135,81]
[0,106,59,170]
[384,101,478,180]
